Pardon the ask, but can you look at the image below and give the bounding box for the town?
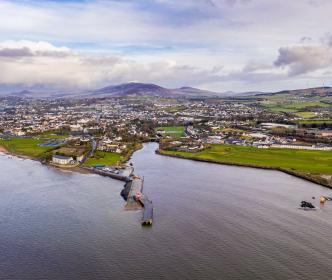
[0,92,331,187]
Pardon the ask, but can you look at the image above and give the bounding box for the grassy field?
[294,112,316,119]
[161,144,332,175]
[164,106,186,113]
[35,132,68,139]
[84,151,123,167]
[297,119,332,125]
[263,101,330,114]
[0,137,55,157]
[218,128,245,134]
[156,126,184,137]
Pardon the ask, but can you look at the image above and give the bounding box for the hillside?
[5,84,332,100]
[90,82,226,98]
[92,83,172,97]
[90,83,264,98]
[251,87,332,117]
[257,87,332,98]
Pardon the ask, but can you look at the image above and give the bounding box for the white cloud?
[0,0,332,92]
[0,40,72,57]
[0,40,221,90]
[274,45,332,76]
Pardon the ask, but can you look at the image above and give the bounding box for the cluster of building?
[0,95,331,156]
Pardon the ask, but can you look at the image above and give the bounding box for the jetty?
[140,194,153,226]
[121,176,153,225]
[87,160,153,225]
[89,165,134,182]
[123,177,144,209]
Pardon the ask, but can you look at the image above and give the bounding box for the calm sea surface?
[1,143,332,280]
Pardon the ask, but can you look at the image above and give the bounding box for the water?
[1,144,332,280]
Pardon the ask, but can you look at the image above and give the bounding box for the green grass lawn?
[84,151,123,167]
[161,144,332,175]
[263,101,330,113]
[294,111,316,119]
[264,105,297,113]
[0,137,55,157]
[164,106,185,113]
[298,119,332,125]
[35,132,68,139]
[156,126,184,137]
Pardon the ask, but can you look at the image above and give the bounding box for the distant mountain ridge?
[4,82,332,99]
[257,86,332,97]
[92,83,172,97]
[90,82,261,98]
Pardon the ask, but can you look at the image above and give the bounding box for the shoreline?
[0,144,138,176]
[0,145,41,162]
[3,142,331,190]
[0,147,94,175]
[156,149,332,189]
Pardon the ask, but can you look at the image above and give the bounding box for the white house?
[52,155,73,165]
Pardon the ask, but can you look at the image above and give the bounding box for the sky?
[0,0,332,93]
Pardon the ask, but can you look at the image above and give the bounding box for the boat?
[300,201,316,210]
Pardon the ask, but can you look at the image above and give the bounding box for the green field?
[294,112,316,119]
[35,132,68,139]
[161,144,332,175]
[0,137,55,157]
[84,151,123,166]
[164,106,186,113]
[156,126,184,137]
[264,101,330,113]
[297,119,332,125]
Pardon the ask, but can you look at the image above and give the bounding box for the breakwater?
[90,165,153,225]
[86,166,134,182]
[121,176,153,225]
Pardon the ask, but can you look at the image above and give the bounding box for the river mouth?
[1,143,332,280]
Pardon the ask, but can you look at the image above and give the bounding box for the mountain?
[9,89,73,98]
[173,86,218,96]
[257,87,332,98]
[90,82,240,98]
[91,83,173,97]
[9,90,60,98]
[3,82,266,99]
[173,87,264,97]
[3,83,331,99]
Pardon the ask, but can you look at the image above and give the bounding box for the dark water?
[1,144,332,280]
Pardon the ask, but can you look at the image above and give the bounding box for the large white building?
[52,155,73,165]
